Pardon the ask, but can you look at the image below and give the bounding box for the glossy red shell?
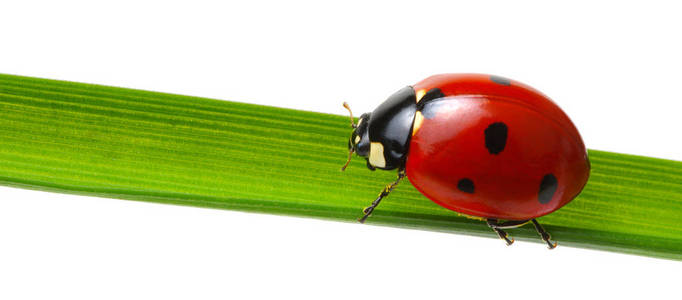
[405,74,590,220]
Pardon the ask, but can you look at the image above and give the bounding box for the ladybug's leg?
[486,219,515,246]
[489,219,530,229]
[531,219,557,249]
[488,219,557,249]
[358,169,406,223]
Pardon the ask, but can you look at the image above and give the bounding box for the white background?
[1,1,681,299]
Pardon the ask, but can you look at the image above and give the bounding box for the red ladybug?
[341,74,590,248]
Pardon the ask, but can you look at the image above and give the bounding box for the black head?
[342,86,417,171]
[344,111,373,170]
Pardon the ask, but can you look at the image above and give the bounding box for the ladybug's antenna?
[341,102,356,171]
[343,102,357,128]
[340,149,353,171]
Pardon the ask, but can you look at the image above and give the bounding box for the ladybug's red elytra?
[342,74,590,249]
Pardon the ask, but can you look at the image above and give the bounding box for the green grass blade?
[1,73,680,260]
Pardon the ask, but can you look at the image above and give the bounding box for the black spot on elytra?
[484,122,508,155]
[538,174,558,204]
[457,178,475,194]
[417,88,446,119]
[490,75,511,86]
[420,88,445,103]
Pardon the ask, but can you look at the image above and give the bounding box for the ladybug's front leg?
[358,169,406,223]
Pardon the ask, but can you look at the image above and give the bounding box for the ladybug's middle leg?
[486,219,530,246]
[358,169,406,223]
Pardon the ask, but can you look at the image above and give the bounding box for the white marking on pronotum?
[415,89,426,103]
[369,142,386,168]
[412,111,424,136]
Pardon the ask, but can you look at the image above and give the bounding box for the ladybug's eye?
[342,112,371,172]
[348,132,357,150]
[342,113,370,171]
[352,113,371,156]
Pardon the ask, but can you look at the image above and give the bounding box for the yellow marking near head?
[412,111,424,136]
[415,89,426,103]
[354,135,361,144]
[369,142,386,168]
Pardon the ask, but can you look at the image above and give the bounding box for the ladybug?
[341,74,590,249]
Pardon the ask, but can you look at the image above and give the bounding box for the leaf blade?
[1,73,681,260]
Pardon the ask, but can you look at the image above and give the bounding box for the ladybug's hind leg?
[486,219,528,246]
[531,219,557,249]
